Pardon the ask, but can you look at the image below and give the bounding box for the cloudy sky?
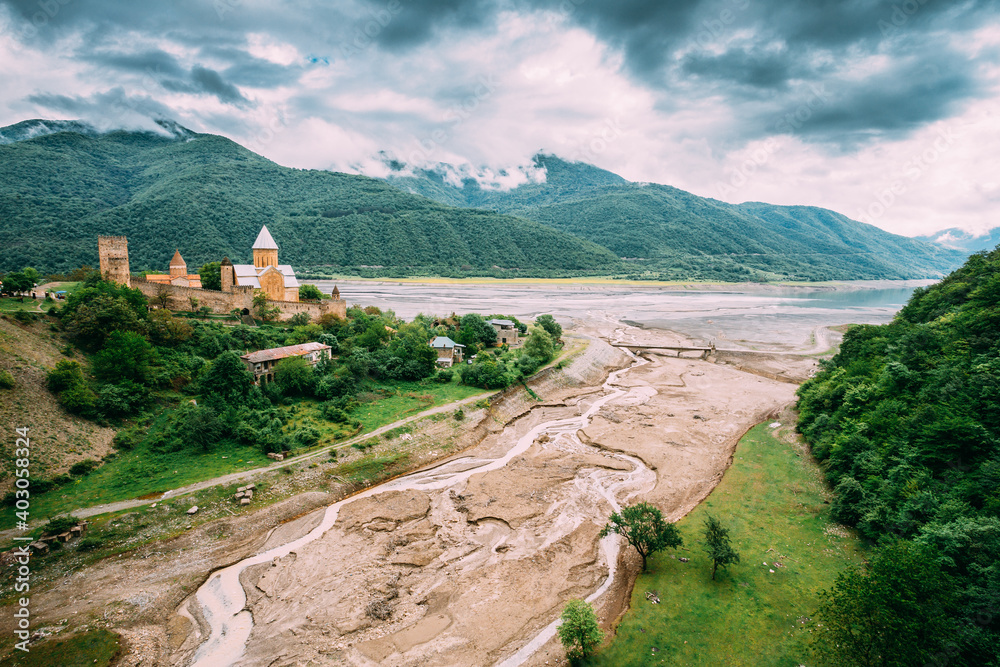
[1,0,998,237]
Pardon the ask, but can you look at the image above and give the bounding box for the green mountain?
[387,155,967,281]
[0,121,620,277]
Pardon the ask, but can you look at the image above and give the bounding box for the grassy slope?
[0,315,115,490]
[591,422,863,666]
[0,629,119,667]
[8,376,487,524]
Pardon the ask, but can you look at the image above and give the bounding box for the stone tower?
[169,249,187,278]
[220,256,234,292]
[98,235,131,287]
[252,225,279,269]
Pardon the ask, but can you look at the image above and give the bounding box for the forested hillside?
[388,155,966,282]
[797,247,1000,664]
[0,121,619,277]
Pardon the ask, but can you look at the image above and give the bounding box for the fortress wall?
[132,275,346,322]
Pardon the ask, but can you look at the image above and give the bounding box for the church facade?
[101,226,346,322]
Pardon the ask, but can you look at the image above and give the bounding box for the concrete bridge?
[611,343,716,359]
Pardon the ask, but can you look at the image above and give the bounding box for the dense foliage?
[389,154,966,281]
[0,121,618,276]
[797,246,1000,664]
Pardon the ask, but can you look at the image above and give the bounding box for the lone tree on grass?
[599,502,682,572]
[557,599,602,663]
[703,515,740,580]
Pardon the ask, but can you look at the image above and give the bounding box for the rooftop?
[252,225,279,250]
[430,336,465,349]
[241,342,331,364]
[490,319,515,327]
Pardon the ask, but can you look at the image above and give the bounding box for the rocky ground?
[0,319,813,666]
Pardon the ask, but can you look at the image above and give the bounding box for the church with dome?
[100,225,345,322]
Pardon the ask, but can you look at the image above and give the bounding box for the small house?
[241,342,332,384]
[430,336,465,367]
[490,319,520,346]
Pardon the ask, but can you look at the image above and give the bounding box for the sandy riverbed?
[2,319,808,665]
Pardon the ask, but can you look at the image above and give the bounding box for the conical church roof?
[253,225,279,250]
[169,249,186,266]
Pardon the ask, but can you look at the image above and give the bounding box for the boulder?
[187,506,199,515]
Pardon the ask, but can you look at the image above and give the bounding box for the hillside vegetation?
[388,155,966,281]
[796,246,1000,664]
[0,120,619,277]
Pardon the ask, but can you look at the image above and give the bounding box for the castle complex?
[98,226,346,322]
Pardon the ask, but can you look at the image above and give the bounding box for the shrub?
[13,311,39,324]
[59,382,98,417]
[43,515,78,536]
[69,459,100,476]
[453,408,465,421]
[0,369,14,389]
[77,537,104,552]
[98,381,151,419]
[113,427,143,451]
[435,368,454,383]
[47,360,85,393]
[293,426,321,448]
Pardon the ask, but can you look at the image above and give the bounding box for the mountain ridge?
[385,154,968,281]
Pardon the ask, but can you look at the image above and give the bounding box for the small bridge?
[611,343,715,359]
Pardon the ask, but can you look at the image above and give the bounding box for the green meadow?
[591,422,864,666]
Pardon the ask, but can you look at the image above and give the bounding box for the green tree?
[459,313,498,347]
[200,351,256,408]
[274,356,315,396]
[252,290,280,322]
[299,284,324,301]
[535,314,562,340]
[92,331,154,384]
[703,515,740,580]
[813,541,958,667]
[524,327,554,363]
[599,502,683,572]
[188,295,199,311]
[0,271,32,296]
[21,267,40,287]
[557,599,603,663]
[199,261,222,291]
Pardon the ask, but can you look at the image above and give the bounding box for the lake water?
[313,280,935,349]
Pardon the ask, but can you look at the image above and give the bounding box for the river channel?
[185,350,653,666]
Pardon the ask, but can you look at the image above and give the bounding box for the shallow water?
[314,280,933,348]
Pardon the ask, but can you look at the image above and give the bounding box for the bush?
[98,381,151,418]
[293,426,321,448]
[69,459,100,476]
[321,404,349,423]
[47,360,85,392]
[453,408,465,421]
[0,369,14,389]
[59,381,98,417]
[13,311,39,324]
[434,368,454,383]
[43,515,78,536]
[77,537,104,552]
[113,427,144,451]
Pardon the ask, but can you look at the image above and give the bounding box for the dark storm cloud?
[774,56,978,141]
[353,0,496,51]
[27,87,175,121]
[681,46,796,89]
[83,49,188,79]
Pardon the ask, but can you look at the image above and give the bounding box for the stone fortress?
[98,226,346,322]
